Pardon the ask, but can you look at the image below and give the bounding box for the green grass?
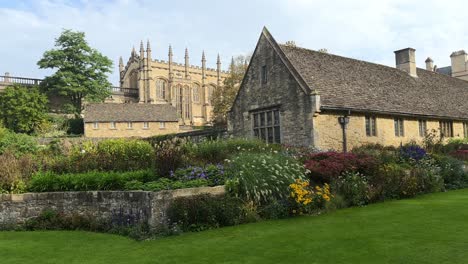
[2,189,468,264]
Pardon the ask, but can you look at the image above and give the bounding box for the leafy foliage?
[186,138,279,164]
[332,171,369,207]
[37,29,113,115]
[0,152,37,193]
[52,139,155,173]
[167,194,250,232]
[170,164,226,186]
[399,144,427,162]
[153,138,189,177]
[28,170,155,192]
[123,178,209,192]
[0,128,39,156]
[304,152,379,184]
[0,85,48,134]
[212,55,250,127]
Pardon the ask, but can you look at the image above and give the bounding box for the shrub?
[170,164,226,186]
[67,118,84,135]
[166,194,250,232]
[304,152,378,184]
[0,152,36,193]
[65,139,154,173]
[186,138,279,164]
[433,154,467,190]
[368,163,414,201]
[0,85,49,134]
[332,171,369,207]
[154,138,188,177]
[257,200,290,220]
[399,144,427,162]
[352,144,398,164]
[225,153,305,204]
[450,149,468,162]
[0,130,39,156]
[28,170,155,192]
[368,161,441,201]
[412,158,444,194]
[124,178,209,192]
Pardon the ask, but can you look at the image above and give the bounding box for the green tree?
[212,55,250,127]
[0,85,49,134]
[37,29,113,116]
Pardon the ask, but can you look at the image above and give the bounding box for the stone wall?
[0,186,225,229]
[314,111,467,151]
[229,33,314,146]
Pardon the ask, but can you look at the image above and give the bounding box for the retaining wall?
[0,186,225,228]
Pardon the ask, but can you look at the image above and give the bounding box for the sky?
[1,0,467,86]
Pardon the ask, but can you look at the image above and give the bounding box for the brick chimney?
[394,48,417,77]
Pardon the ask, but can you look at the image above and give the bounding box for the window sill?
[109,128,117,130]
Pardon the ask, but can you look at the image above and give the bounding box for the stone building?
[113,41,229,126]
[228,27,468,151]
[426,50,468,81]
[84,103,179,138]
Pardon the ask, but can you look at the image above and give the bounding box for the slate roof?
[84,103,179,122]
[278,44,468,120]
[435,66,452,76]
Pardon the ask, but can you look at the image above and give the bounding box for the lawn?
[1,189,468,264]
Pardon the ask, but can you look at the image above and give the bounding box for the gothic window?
[193,83,200,102]
[177,85,183,117]
[253,109,281,144]
[184,86,191,119]
[208,85,215,104]
[261,65,268,84]
[130,71,138,88]
[156,79,167,99]
[365,116,377,136]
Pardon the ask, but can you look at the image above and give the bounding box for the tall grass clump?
[225,153,305,204]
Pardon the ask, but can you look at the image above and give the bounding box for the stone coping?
[0,185,226,202]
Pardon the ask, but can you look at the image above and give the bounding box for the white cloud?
[277,0,468,69]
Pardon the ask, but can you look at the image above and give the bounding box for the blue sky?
[1,0,467,85]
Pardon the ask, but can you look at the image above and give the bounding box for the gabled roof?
[277,42,468,120]
[84,103,178,122]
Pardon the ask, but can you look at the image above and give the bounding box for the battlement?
[120,42,230,76]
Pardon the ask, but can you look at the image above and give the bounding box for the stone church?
[228,27,468,151]
[109,40,229,127]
